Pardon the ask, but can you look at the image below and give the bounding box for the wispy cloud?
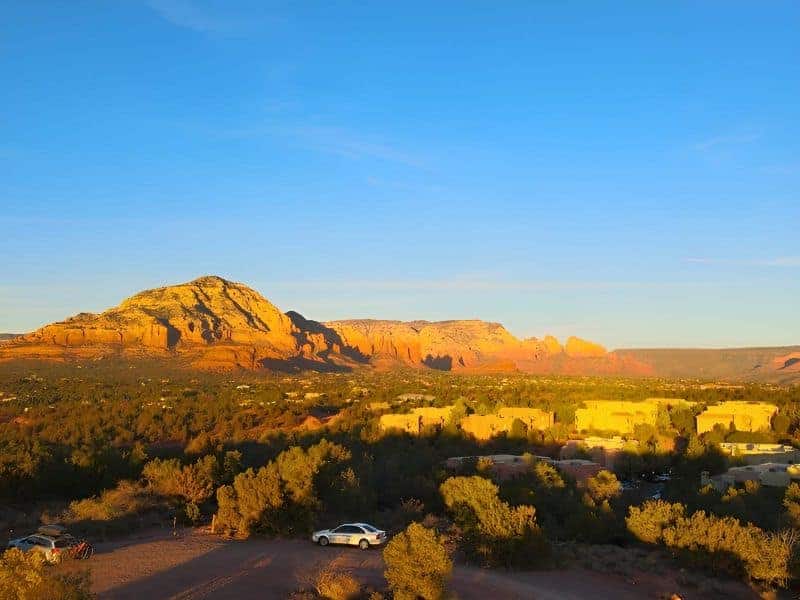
[760,162,800,176]
[146,0,259,33]
[210,121,426,167]
[283,125,425,167]
[693,132,761,152]
[263,278,736,292]
[687,257,800,267]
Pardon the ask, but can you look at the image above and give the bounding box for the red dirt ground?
[58,528,759,599]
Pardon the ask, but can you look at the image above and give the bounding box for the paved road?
[58,528,754,599]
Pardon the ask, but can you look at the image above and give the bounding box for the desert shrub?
[0,547,93,599]
[383,522,452,600]
[783,482,800,528]
[65,480,162,523]
[440,475,548,567]
[314,562,361,600]
[584,470,621,507]
[142,454,225,504]
[214,439,352,536]
[626,500,796,587]
[626,499,685,545]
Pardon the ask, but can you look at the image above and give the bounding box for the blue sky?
[1,1,798,348]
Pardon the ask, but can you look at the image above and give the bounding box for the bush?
[383,522,452,600]
[626,500,796,587]
[65,480,162,523]
[314,562,361,600]
[440,476,548,567]
[0,548,93,599]
[214,439,352,536]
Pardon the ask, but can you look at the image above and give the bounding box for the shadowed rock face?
[0,275,641,375]
[322,319,629,374]
[5,276,350,370]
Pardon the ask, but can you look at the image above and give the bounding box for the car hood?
[313,529,333,536]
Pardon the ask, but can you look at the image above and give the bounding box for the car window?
[31,536,51,547]
[331,526,343,533]
[360,524,378,533]
[55,539,71,548]
[345,526,364,534]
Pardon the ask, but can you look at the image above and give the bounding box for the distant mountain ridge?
[0,275,639,375]
[1,275,796,382]
[616,347,800,384]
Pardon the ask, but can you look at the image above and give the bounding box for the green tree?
[584,469,621,508]
[440,476,548,567]
[0,548,94,600]
[383,522,452,600]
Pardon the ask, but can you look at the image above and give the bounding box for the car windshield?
[360,524,378,532]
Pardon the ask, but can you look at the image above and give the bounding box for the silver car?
[7,534,75,563]
[311,523,387,550]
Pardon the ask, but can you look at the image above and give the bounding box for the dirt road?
[59,528,755,599]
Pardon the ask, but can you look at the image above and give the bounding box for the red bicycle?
[69,540,94,560]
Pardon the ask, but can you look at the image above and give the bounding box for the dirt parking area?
[58,528,758,599]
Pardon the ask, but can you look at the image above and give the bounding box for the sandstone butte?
[1,275,647,374]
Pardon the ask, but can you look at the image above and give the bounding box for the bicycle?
[69,540,94,560]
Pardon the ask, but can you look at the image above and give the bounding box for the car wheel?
[358,539,369,550]
[318,536,329,547]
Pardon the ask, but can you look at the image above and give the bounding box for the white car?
[312,523,387,550]
[7,534,75,563]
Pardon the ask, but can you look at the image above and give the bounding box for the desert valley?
[3,2,798,599]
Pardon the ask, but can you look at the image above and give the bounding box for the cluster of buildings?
[702,441,800,491]
[444,453,604,484]
[695,401,777,434]
[560,436,633,470]
[377,405,554,439]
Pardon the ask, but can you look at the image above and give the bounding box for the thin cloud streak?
[281,125,425,167]
[204,121,426,167]
[687,257,800,267]
[146,0,266,33]
[263,278,744,292]
[693,132,761,152]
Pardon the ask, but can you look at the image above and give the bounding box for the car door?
[329,526,347,545]
[344,525,364,545]
[332,525,356,545]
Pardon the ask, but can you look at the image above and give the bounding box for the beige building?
[560,436,634,469]
[574,400,661,434]
[704,462,800,491]
[460,407,555,441]
[379,405,455,434]
[696,402,777,434]
[497,407,555,430]
[718,442,800,464]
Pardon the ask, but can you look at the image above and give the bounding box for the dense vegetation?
[2,360,800,597]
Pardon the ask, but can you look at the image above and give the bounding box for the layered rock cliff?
[5,276,348,370]
[323,319,630,373]
[1,275,634,374]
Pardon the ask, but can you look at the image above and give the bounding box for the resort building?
[703,462,800,491]
[718,442,800,465]
[379,405,455,434]
[695,402,777,434]
[460,408,555,440]
[574,400,660,434]
[560,436,633,470]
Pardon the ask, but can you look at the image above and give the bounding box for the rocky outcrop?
[565,336,607,358]
[2,275,631,374]
[6,276,350,371]
[324,319,629,374]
